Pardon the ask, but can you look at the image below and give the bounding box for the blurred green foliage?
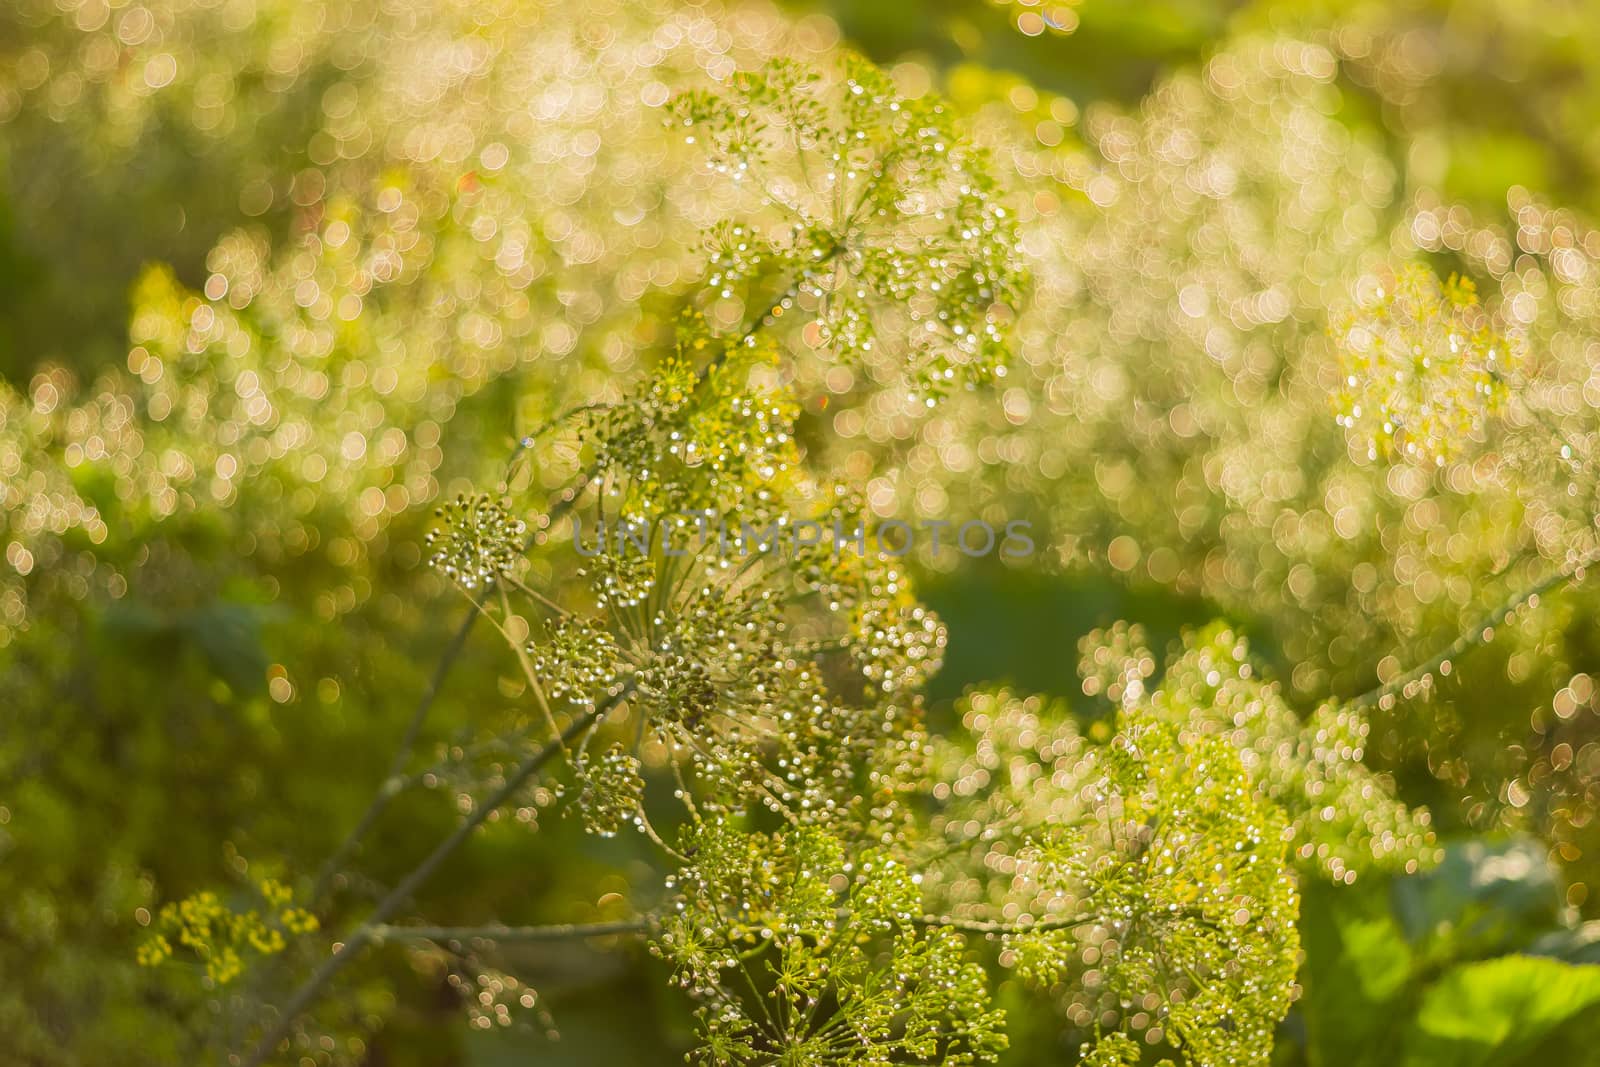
[1299,837,1600,1066]
[5,0,1600,1064]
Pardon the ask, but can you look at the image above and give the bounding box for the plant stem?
[362,911,1099,946]
[309,599,481,905]
[915,913,1097,935]
[308,476,595,907]
[241,687,631,1067]
[368,918,654,944]
[1350,547,1600,710]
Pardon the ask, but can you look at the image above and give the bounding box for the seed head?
[426,493,526,589]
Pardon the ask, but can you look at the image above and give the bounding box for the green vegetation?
[3,1,1600,1065]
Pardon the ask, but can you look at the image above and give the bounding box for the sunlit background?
[5,0,1600,1063]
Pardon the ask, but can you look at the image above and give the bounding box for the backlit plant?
[126,54,1450,1067]
[12,4,1600,1066]
[1332,264,1517,467]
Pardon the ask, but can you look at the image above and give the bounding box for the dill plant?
[891,39,1600,905]
[4,3,1599,1064]
[120,53,1451,1067]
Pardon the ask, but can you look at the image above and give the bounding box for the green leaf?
[1299,880,1414,1067]
[100,597,277,696]
[1402,956,1600,1067]
[1528,921,1600,966]
[1392,837,1562,963]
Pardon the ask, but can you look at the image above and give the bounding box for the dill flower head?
[137,878,318,986]
[1333,264,1520,467]
[669,53,1027,402]
[426,493,527,590]
[654,823,1007,1066]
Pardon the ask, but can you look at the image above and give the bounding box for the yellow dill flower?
[135,935,172,968]
[138,878,319,986]
[1332,263,1519,467]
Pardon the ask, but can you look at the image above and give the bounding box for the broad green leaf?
[1300,880,1414,1067]
[1402,955,1600,1067]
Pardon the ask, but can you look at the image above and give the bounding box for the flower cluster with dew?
[136,879,318,986]
[669,54,1027,402]
[576,314,801,520]
[474,323,949,839]
[528,615,624,710]
[915,624,1436,1065]
[425,493,527,590]
[1332,264,1519,467]
[569,743,646,839]
[90,32,1486,1067]
[1138,624,1440,882]
[848,590,948,696]
[922,687,1300,1065]
[653,823,1008,1066]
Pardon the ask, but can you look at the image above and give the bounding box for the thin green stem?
[369,918,652,944]
[1350,547,1600,710]
[240,687,631,1067]
[915,913,1098,936]
[308,597,481,907]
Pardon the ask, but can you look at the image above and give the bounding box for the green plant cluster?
[6,2,1600,1066]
